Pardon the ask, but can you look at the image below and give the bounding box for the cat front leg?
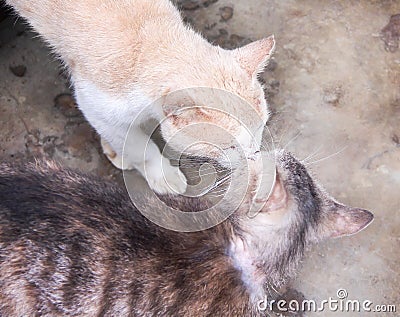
[73,79,186,194]
[119,126,187,195]
[102,136,187,194]
[101,138,123,169]
[143,147,188,195]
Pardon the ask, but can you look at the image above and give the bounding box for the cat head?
[225,150,373,298]
[158,37,275,166]
[157,149,373,299]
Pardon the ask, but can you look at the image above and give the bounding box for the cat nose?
[247,150,261,161]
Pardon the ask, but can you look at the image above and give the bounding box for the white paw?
[101,138,133,170]
[145,158,187,194]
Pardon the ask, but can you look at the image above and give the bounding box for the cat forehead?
[187,57,268,117]
[241,151,321,214]
[164,94,267,129]
[276,151,318,194]
[216,79,267,118]
[273,151,324,225]
[170,91,268,127]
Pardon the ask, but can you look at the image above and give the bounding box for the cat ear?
[234,35,275,77]
[322,203,374,238]
[259,169,288,213]
[264,170,287,212]
[247,170,288,223]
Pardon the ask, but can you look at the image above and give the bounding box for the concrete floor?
[1,1,399,316]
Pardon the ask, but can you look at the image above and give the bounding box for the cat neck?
[228,235,267,302]
[227,220,301,304]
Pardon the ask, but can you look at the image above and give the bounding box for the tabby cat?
[0,151,373,316]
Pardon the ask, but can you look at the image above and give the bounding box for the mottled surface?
[1,1,399,315]
[0,15,122,183]
[381,14,400,52]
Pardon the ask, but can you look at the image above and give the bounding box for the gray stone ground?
[1,1,399,316]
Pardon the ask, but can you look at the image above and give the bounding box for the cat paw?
[101,138,126,170]
[145,158,187,195]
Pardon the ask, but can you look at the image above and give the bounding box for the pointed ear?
[234,35,275,77]
[257,169,288,213]
[247,169,288,223]
[264,170,287,212]
[322,203,374,238]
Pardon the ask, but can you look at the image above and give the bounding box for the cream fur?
[7,0,275,194]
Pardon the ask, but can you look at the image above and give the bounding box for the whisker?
[271,120,298,150]
[283,131,301,151]
[184,170,219,178]
[276,125,289,148]
[269,283,282,296]
[208,187,227,193]
[306,145,348,165]
[207,191,227,197]
[263,126,277,154]
[301,145,324,163]
[209,175,232,190]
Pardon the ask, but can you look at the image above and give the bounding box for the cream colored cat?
[7,0,275,194]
